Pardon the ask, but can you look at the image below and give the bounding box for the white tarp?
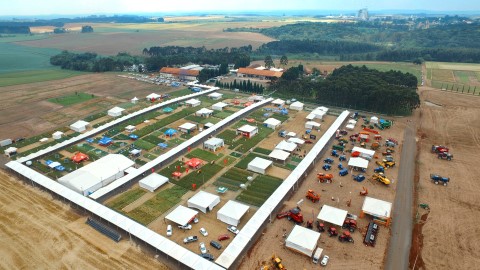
[165,205,198,226]
[352,147,375,159]
[345,124,355,130]
[187,191,220,213]
[217,200,249,226]
[288,137,305,145]
[70,120,89,132]
[286,132,296,137]
[305,121,321,129]
[362,196,392,218]
[348,157,369,169]
[247,157,272,174]
[212,102,229,111]
[204,137,224,151]
[125,125,136,132]
[263,118,281,129]
[370,116,379,124]
[348,119,357,125]
[275,140,297,152]
[317,204,348,226]
[139,174,169,192]
[185,98,201,107]
[269,149,290,161]
[108,106,125,117]
[290,101,304,111]
[285,225,321,257]
[48,161,61,168]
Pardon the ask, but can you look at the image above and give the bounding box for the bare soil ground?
[0,170,169,269]
[411,87,480,269]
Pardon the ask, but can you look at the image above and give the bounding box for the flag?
[188,146,191,152]
[151,168,155,173]
[223,158,227,165]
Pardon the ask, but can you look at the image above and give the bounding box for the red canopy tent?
[72,152,89,163]
[246,118,255,123]
[351,151,361,157]
[172,171,182,178]
[185,158,203,168]
[244,102,253,107]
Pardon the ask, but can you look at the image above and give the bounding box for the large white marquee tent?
[187,191,220,213]
[217,200,249,226]
[165,205,198,226]
[139,173,169,192]
[285,225,321,257]
[317,204,348,226]
[247,157,272,175]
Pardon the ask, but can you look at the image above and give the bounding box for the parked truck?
[312,247,323,264]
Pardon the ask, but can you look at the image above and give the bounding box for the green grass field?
[235,153,264,169]
[48,92,96,106]
[213,167,251,191]
[217,129,238,144]
[454,71,471,84]
[0,69,86,87]
[237,175,282,207]
[106,188,147,211]
[186,148,222,162]
[173,163,223,190]
[426,62,480,72]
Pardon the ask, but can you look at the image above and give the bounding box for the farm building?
[370,116,379,124]
[204,137,224,151]
[285,225,321,257]
[131,97,139,104]
[108,107,125,117]
[179,122,197,133]
[70,120,89,133]
[207,92,223,100]
[52,131,63,140]
[290,101,304,111]
[263,118,281,129]
[59,154,134,196]
[165,205,198,226]
[160,67,200,81]
[4,147,17,157]
[185,99,201,107]
[187,191,220,213]
[237,67,283,80]
[288,137,305,145]
[125,125,136,133]
[71,152,88,163]
[275,140,297,152]
[217,200,250,226]
[195,108,213,117]
[272,98,285,106]
[139,174,169,192]
[360,196,393,226]
[352,147,375,160]
[348,157,369,170]
[237,124,258,138]
[305,121,321,130]
[269,149,290,163]
[247,157,273,175]
[212,102,229,111]
[306,113,316,120]
[311,109,326,120]
[146,93,161,101]
[204,122,214,129]
[317,204,348,227]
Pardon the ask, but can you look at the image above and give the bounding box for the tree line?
[0,25,30,34]
[50,51,142,72]
[215,79,264,94]
[257,39,381,55]
[198,64,229,83]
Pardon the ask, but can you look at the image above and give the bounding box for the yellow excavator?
[372,173,391,185]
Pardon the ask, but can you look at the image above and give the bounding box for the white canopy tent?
[207,92,223,100]
[52,131,63,139]
[217,200,250,226]
[269,149,290,162]
[187,191,220,213]
[131,96,139,104]
[237,124,258,138]
[248,95,265,102]
[306,113,316,120]
[212,102,229,111]
[4,147,17,157]
[275,140,297,152]
[311,109,326,120]
[317,106,329,113]
[204,122,214,129]
[285,225,321,257]
[290,101,304,111]
[370,116,379,124]
[70,120,89,132]
[165,205,198,226]
[125,125,136,133]
[348,119,357,125]
[146,93,161,100]
[271,98,285,106]
[317,204,348,226]
[39,138,49,143]
[286,131,296,137]
[204,137,224,151]
[195,108,213,117]
[288,137,305,145]
[352,147,375,159]
[263,118,281,129]
[348,157,369,169]
[108,107,125,117]
[247,157,273,175]
[139,174,169,192]
[47,161,61,169]
[305,121,321,129]
[345,124,355,130]
[185,99,201,107]
[362,196,392,219]
[179,122,197,133]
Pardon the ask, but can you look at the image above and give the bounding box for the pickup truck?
[183,236,198,244]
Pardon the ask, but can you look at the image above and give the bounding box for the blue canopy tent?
[158,143,168,149]
[263,113,270,117]
[85,138,94,143]
[163,107,174,113]
[280,108,289,115]
[98,136,113,146]
[164,128,177,137]
[129,134,139,140]
[191,87,201,92]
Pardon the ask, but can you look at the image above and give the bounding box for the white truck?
[312,247,323,264]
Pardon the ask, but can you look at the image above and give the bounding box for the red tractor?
[338,231,355,243]
[317,173,334,183]
[342,218,357,233]
[306,220,313,229]
[306,189,320,203]
[432,145,449,153]
[316,221,325,232]
[328,226,338,237]
[277,207,304,224]
[437,152,453,161]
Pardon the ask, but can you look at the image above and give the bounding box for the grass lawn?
[173,163,223,190]
[236,175,282,207]
[186,148,222,162]
[230,152,242,158]
[185,115,207,123]
[48,92,96,106]
[142,135,165,146]
[217,129,238,145]
[83,112,107,122]
[106,188,147,211]
[144,153,158,160]
[169,88,192,97]
[126,185,188,225]
[235,152,264,169]
[0,69,86,87]
[216,155,236,167]
[230,125,274,153]
[213,167,251,191]
[454,71,472,84]
[431,69,456,83]
[253,147,271,155]
[169,138,185,146]
[214,111,233,119]
[133,139,156,151]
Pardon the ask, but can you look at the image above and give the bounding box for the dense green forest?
[270,65,419,115]
[0,25,30,34]
[257,40,380,55]
[215,79,264,94]
[50,51,142,72]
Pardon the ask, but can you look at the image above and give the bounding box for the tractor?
[339,155,347,161]
[353,174,366,182]
[339,130,348,135]
[385,140,396,147]
[277,207,304,224]
[331,150,339,157]
[372,173,391,185]
[382,148,395,156]
[374,166,385,173]
[338,163,344,170]
[271,255,286,270]
[432,145,449,153]
[316,221,325,232]
[370,142,380,150]
[338,231,355,243]
[317,173,334,183]
[306,189,320,203]
[339,168,349,176]
[332,145,344,151]
[430,174,450,186]
[324,158,334,164]
[376,159,395,169]
[437,152,453,161]
[322,164,332,171]
[359,187,368,196]
[342,218,357,232]
[328,226,338,237]
[306,220,313,229]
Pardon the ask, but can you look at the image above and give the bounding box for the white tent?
[70,120,89,133]
[125,125,136,133]
[195,108,213,117]
[131,96,139,104]
[348,157,369,169]
[269,149,290,162]
[263,118,281,129]
[165,205,198,226]
[285,225,321,257]
[108,106,125,117]
[275,140,297,152]
[52,131,63,140]
[212,102,229,111]
[139,174,169,192]
[290,101,304,111]
[237,125,258,138]
[352,147,375,159]
[146,93,161,100]
[207,92,223,100]
[345,124,355,130]
[311,109,326,120]
[348,119,357,125]
[305,121,321,129]
[204,122,214,129]
[286,131,296,137]
[288,137,305,145]
[272,98,285,106]
[306,113,316,120]
[248,95,264,102]
[362,196,392,219]
[39,138,49,143]
[185,99,201,107]
[179,122,197,133]
[4,147,17,157]
[317,106,329,113]
[317,205,348,226]
[370,116,379,124]
[47,161,61,169]
[204,137,224,151]
[247,157,273,175]
[187,191,220,213]
[217,200,249,226]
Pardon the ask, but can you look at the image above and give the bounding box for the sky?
[1,0,479,16]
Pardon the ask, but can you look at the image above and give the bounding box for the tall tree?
[264,55,274,69]
[280,55,288,67]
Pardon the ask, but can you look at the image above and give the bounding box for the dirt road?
[385,122,416,270]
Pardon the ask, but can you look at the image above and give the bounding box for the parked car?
[199,242,207,254]
[210,240,222,250]
[218,234,230,241]
[193,217,199,224]
[321,255,330,266]
[183,236,198,244]
[200,253,214,261]
[166,225,172,237]
[227,225,240,235]
[199,227,208,236]
[178,224,192,230]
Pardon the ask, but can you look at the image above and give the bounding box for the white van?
[312,247,323,264]
[166,225,172,236]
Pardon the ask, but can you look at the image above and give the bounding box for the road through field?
[385,122,416,270]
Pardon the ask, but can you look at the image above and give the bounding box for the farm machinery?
[306,189,320,203]
[331,150,339,157]
[338,231,355,243]
[324,158,334,164]
[339,168,349,176]
[430,174,450,186]
[382,147,395,156]
[372,173,391,185]
[376,156,396,168]
[328,226,338,237]
[277,207,304,224]
[431,145,449,153]
[317,173,334,183]
[363,222,379,247]
[374,166,385,173]
[353,174,366,182]
[342,218,358,232]
[271,255,286,270]
[437,152,453,161]
[359,187,368,196]
[322,164,332,171]
[370,141,380,150]
[385,140,397,147]
[316,221,325,232]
